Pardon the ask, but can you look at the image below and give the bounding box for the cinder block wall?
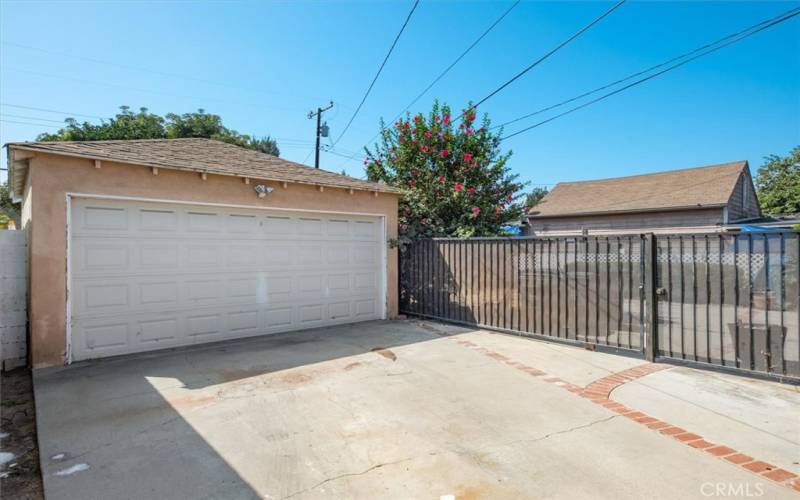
[0,230,27,370]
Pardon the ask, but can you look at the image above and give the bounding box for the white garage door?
[68,197,385,361]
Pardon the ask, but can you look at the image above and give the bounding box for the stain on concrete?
[371,348,397,362]
[344,362,363,371]
[279,371,313,385]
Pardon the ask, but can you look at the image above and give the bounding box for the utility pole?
[308,101,334,169]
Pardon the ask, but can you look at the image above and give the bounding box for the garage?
[69,198,385,360]
[6,138,399,366]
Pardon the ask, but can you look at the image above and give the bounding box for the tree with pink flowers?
[365,101,524,239]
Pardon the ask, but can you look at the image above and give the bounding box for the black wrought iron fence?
[654,232,799,379]
[399,232,800,381]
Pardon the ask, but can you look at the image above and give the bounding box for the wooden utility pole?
[308,101,334,169]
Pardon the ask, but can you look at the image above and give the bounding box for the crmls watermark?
[700,482,765,497]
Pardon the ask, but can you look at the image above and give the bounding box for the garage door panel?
[139,208,178,232]
[139,244,179,269]
[80,322,130,351]
[70,198,384,361]
[83,205,129,231]
[226,213,259,233]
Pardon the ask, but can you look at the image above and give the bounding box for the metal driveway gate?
[399,232,799,382]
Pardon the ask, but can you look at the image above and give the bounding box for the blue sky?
[1,0,798,191]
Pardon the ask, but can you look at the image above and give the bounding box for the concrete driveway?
[34,320,800,499]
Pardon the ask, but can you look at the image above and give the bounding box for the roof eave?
[5,144,400,195]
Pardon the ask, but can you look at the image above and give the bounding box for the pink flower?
[454,182,463,192]
[466,128,474,136]
[467,187,476,195]
[399,136,406,144]
[424,130,432,138]
[440,149,449,158]
[506,194,513,202]
[438,176,446,184]
[463,153,473,162]
[443,114,451,125]
[471,206,481,216]
[421,146,430,153]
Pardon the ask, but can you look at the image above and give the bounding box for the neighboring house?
[525,161,761,236]
[5,138,399,368]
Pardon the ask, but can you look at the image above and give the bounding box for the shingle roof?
[6,138,398,194]
[529,161,749,218]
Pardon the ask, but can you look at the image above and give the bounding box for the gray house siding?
[726,171,761,221]
[528,207,725,236]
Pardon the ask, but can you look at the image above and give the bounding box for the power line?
[0,103,107,120]
[494,6,800,131]
[339,0,624,173]
[500,7,800,141]
[0,113,68,124]
[0,119,60,129]
[361,0,522,150]
[332,0,421,146]
[467,0,627,114]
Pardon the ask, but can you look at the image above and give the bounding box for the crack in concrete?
[480,415,619,456]
[279,457,412,500]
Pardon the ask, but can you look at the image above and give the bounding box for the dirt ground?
[1,368,44,500]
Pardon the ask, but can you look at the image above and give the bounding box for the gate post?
[644,233,658,362]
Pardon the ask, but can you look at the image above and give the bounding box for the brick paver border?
[446,336,800,492]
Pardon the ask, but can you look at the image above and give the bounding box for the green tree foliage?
[755,146,800,215]
[37,106,280,156]
[0,181,20,227]
[365,102,525,239]
[525,187,549,210]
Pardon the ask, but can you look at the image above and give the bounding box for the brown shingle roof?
[6,138,398,194]
[529,161,749,218]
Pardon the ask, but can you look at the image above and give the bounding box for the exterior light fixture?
[254,184,274,198]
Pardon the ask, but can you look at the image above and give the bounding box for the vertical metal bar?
[515,239,521,332]
[606,237,611,345]
[627,236,633,348]
[705,234,711,364]
[469,239,475,324]
[692,235,697,361]
[666,236,673,357]
[491,240,500,328]
[764,233,771,373]
[617,236,623,347]
[482,239,487,325]
[574,238,579,340]
[594,237,600,344]
[556,238,561,337]
[733,235,740,368]
[524,239,529,333]
[538,239,543,334]
[719,234,725,366]
[644,233,657,362]
[584,236,589,342]
[748,233,754,371]
[679,236,685,359]
[780,233,786,375]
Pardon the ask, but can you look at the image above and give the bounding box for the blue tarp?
[739,224,786,232]
[500,225,522,236]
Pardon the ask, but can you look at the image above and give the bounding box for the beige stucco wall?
[24,152,399,368]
